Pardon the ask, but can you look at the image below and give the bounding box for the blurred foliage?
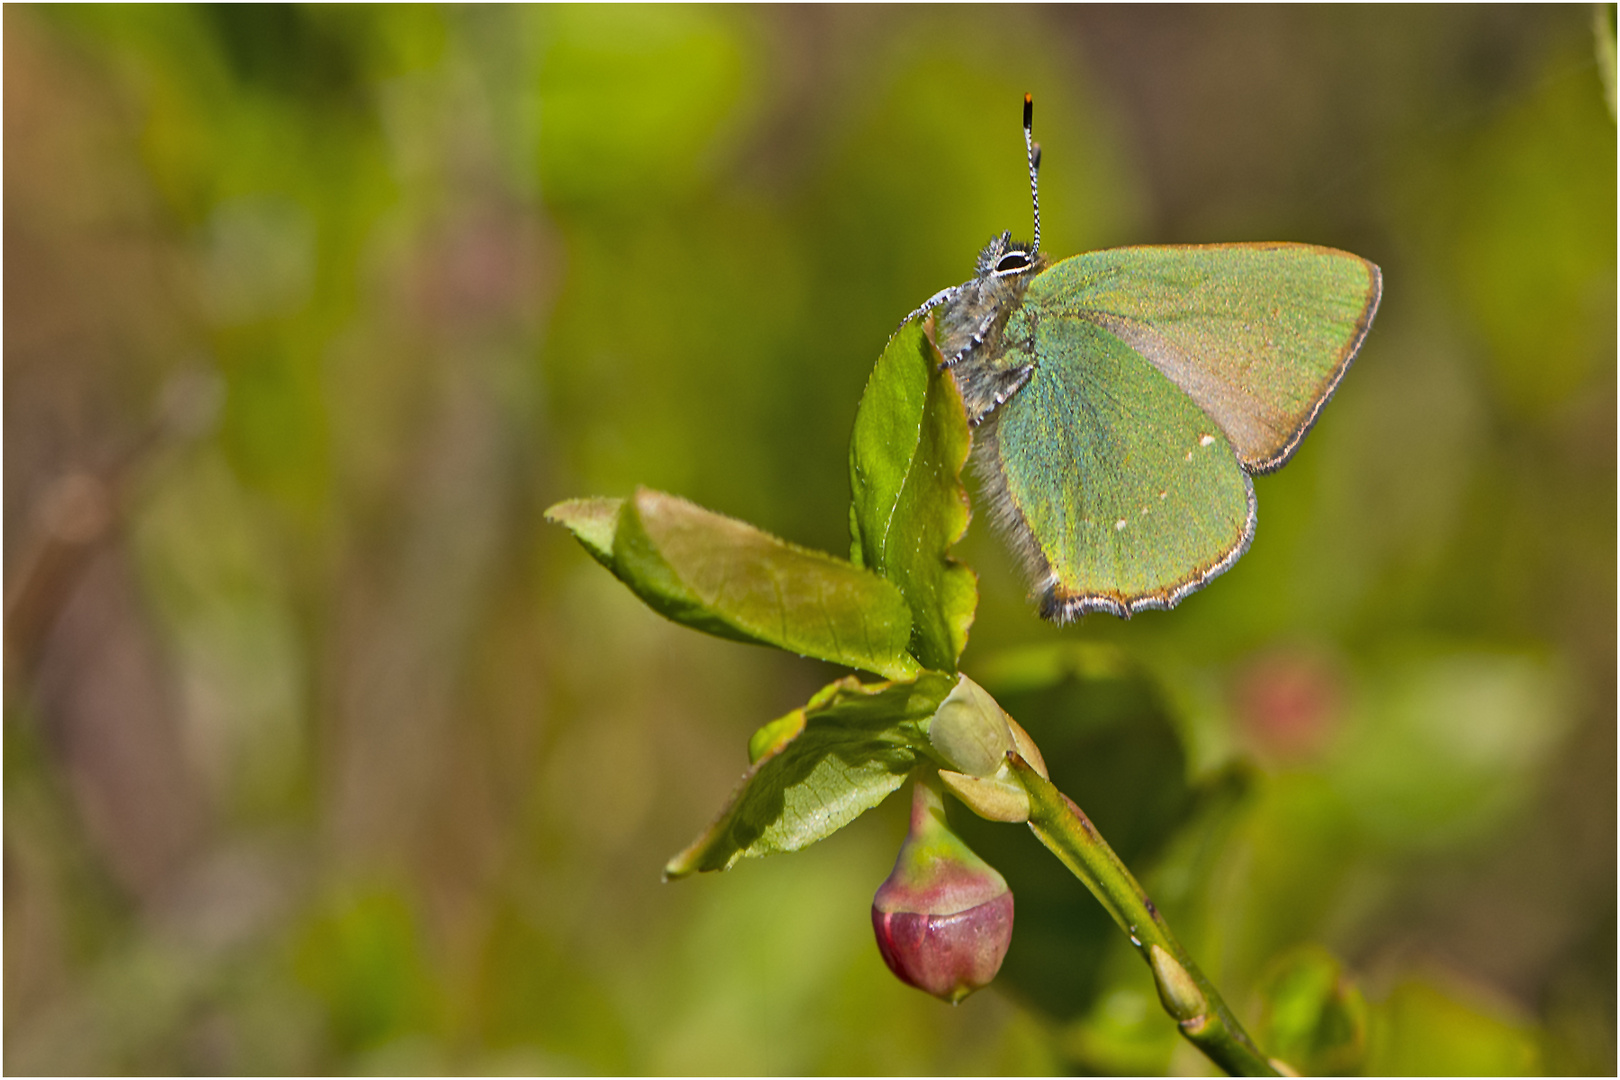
[4,5,1613,1075]
[1256,945,1370,1075]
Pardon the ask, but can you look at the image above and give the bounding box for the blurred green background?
[4,5,1614,1074]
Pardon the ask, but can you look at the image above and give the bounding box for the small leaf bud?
[937,769,1030,823]
[929,675,1013,777]
[1003,714,1048,779]
[1149,944,1209,1023]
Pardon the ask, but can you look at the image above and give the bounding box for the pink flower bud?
[871,773,1013,1003]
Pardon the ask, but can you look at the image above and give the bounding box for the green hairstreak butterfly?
[915,95,1381,622]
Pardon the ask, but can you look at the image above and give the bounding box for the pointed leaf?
[546,489,920,680]
[665,672,957,878]
[545,496,621,565]
[848,316,977,671]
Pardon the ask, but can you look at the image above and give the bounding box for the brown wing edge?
[1052,243,1383,475]
[1244,253,1383,476]
[969,418,1259,624]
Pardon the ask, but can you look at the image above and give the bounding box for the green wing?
[980,318,1256,621]
[1025,244,1381,472]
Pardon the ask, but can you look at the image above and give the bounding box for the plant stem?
[1006,753,1280,1078]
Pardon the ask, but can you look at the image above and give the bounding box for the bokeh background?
[5,5,1614,1074]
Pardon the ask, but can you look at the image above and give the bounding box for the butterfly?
[913,95,1381,622]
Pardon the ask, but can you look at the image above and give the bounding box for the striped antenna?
[1023,93,1041,254]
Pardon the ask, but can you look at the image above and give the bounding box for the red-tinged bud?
[871,772,1013,1004]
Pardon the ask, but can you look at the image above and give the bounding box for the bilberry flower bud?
[871,772,1013,1004]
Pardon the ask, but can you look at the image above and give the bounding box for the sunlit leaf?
[547,488,921,680]
[848,316,976,671]
[547,494,620,565]
[664,672,957,877]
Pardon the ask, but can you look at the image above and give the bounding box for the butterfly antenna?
[1023,93,1041,254]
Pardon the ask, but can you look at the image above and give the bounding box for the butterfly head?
[974,231,1042,281]
[969,95,1046,282]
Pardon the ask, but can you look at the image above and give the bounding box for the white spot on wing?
[1114,519,1127,531]
[1200,434,1216,447]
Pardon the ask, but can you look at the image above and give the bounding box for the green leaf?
[545,495,621,564]
[1257,945,1369,1076]
[664,672,957,878]
[546,488,921,681]
[848,316,977,671]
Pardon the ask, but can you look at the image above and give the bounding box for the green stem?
[1006,753,1280,1078]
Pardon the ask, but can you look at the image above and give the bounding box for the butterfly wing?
[979,318,1256,621]
[1024,244,1381,472]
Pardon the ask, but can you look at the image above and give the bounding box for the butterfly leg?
[938,303,1006,372]
[982,363,1036,419]
[897,285,958,332]
[960,363,1036,426]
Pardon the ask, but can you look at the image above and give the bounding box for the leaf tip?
[747,708,806,764]
[939,769,1030,823]
[545,496,623,563]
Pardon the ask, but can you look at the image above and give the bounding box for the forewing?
[979,318,1255,620]
[1025,244,1380,472]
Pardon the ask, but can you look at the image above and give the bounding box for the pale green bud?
[1149,944,1209,1023]
[929,677,1049,824]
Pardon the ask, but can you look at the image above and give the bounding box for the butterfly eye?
[995,252,1031,273]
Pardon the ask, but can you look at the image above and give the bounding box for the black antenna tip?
[1023,93,1033,130]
